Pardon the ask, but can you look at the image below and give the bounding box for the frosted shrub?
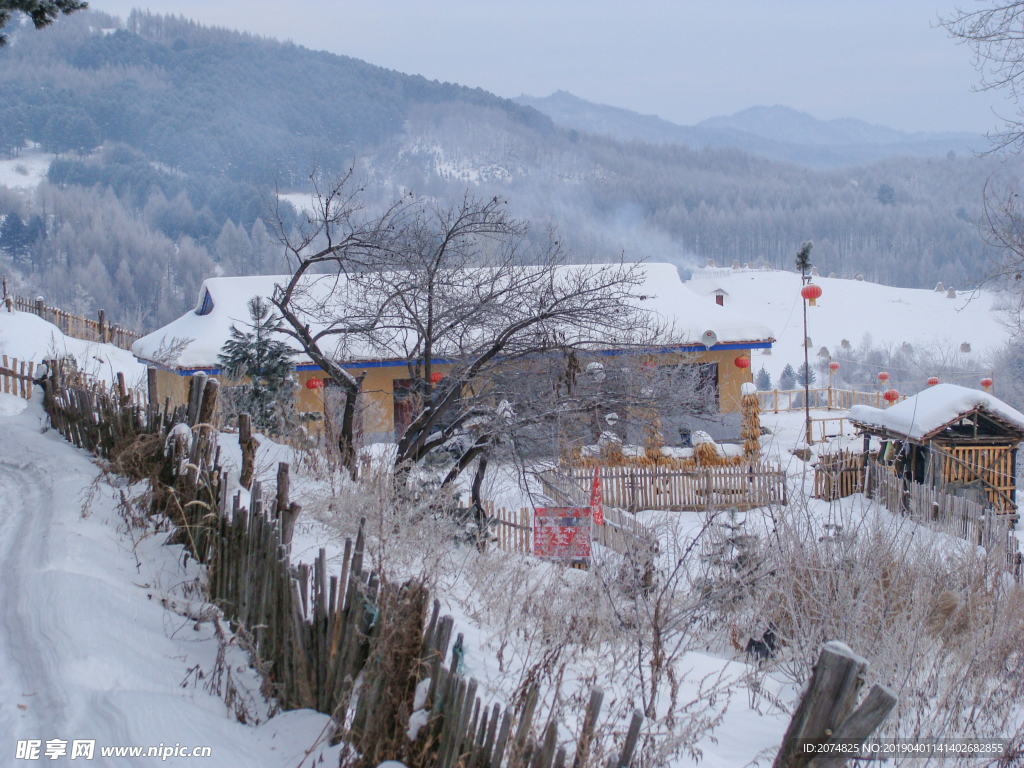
[729,496,1024,758]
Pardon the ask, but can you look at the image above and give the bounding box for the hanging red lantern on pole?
[800,283,822,307]
[877,371,890,384]
[883,388,900,403]
[927,376,940,387]
[430,371,443,384]
[305,378,323,390]
[981,377,993,392]
[734,355,751,369]
[828,361,840,372]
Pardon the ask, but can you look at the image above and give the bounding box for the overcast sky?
[95,1,1008,134]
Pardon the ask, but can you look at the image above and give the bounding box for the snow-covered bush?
[723,496,1024,755]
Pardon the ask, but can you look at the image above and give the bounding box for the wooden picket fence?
[41,368,646,766]
[1,353,34,399]
[813,450,864,500]
[3,278,142,351]
[868,460,1022,578]
[758,387,905,413]
[487,503,532,554]
[543,462,787,512]
[485,501,657,565]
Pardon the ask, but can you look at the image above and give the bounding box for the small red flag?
[590,466,604,526]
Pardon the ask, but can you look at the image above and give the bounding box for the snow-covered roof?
[132,263,775,371]
[848,383,1024,441]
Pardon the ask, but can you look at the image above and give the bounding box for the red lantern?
[734,356,751,369]
[430,371,443,384]
[927,376,940,387]
[829,361,840,372]
[981,377,993,391]
[883,388,899,403]
[801,283,822,306]
[305,378,323,390]
[877,371,890,384]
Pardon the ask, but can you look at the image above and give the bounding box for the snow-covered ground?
[0,147,54,191]
[0,391,340,766]
[0,309,146,388]
[686,267,1009,381]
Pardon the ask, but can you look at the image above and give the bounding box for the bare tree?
[942,2,1024,153]
[349,195,683,496]
[269,168,409,476]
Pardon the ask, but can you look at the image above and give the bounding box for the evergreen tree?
[0,213,29,261]
[217,296,295,431]
[755,366,772,391]
[779,364,797,391]
[0,1,87,47]
[797,362,816,387]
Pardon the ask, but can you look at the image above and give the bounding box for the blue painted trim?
[151,340,774,376]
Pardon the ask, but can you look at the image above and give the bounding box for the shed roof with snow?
[848,383,1024,443]
[132,263,776,373]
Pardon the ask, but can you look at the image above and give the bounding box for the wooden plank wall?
[937,445,1016,513]
[546,463,787,512]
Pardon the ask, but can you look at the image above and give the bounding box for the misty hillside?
[0,10,1013,332]
[515,91,981,167]
[0,10,552,186]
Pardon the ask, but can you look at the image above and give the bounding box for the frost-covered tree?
[796,361,816,387]
[755,366,772,391]
[779,363,797,390]
[0,0,87,47]
[217,296,295,431]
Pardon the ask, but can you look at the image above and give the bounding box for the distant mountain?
[0,10,553,186]
[514,92,982,167]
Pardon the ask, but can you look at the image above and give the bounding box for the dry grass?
[718,496,1024,759]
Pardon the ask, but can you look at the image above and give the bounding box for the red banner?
[533,507,591,563]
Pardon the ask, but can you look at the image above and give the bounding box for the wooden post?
[772,642,896,768]
[117,371,128,407]
[197,377,220,425]
[572,686,604,768]
[98,309,107,343]
[239,413,255,490]
[146,367,158,407]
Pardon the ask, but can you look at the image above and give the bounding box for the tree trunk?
[338,372,366,480]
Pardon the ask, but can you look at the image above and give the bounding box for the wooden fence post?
[146,367,158,407]
[772,641,896,768]
[239,413,256,489]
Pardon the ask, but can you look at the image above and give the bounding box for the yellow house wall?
[148,352,751,435]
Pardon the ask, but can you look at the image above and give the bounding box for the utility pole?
[795,243,814,447]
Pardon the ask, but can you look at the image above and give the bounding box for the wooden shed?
[848,384,1024,516]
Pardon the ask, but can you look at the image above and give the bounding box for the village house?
[132,263,775,444]
[849,383,1024,515]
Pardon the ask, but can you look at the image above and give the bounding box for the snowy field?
[686,267,1010,382]
[0,147,54,192]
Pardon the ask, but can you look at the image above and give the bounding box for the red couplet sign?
[533,507,592,564]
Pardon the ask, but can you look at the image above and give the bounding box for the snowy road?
[0,396,337,766]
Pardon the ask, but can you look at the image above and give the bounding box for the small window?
[196,289,214,316]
